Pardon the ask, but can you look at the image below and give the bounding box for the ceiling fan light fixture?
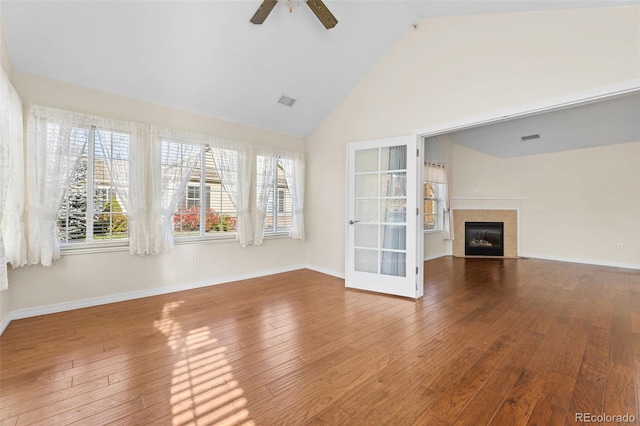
[283,0,307,13]
[250,0,338,29]
[278,95,297,107]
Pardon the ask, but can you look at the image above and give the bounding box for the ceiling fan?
[250,0,338,30]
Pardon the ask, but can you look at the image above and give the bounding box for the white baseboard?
[0,314,11,336]
[0,264,307,335]
[519,253,640,270]
[305,263,345,279]
[424,252,448,261]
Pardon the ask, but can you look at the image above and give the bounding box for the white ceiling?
[447,93,640,157]
[2,0,636,138]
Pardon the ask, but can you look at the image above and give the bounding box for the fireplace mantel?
[453,209,518,258]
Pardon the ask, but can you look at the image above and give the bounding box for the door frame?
[414,80,640,259]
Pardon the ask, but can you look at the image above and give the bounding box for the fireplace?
[465,222,504,256]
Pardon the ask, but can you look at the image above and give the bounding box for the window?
[263,160,293,234]
[171,144,237,238]
[424,181,443,231]
[58,127,130,244]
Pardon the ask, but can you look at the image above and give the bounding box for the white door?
[346,135,423,299]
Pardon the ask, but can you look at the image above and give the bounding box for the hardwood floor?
[1,256,639,425]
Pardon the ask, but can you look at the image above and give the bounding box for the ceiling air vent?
[278,95,296,107]
[520,134,540,141]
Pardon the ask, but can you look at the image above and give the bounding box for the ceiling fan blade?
[306,0,338,29]
[250,0,278,25]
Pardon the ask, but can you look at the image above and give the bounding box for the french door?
[345,135,423,299]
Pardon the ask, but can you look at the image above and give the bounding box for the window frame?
[263,159,293,236]
[171,144,238,242]
[59,124,132,251]
[423,181,443,234]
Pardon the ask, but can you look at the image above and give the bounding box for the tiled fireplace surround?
[453,209,518,258]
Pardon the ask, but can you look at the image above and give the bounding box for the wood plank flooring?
[1,256,639,425]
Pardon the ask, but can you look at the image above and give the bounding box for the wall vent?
[278,95,296,107]
[520,134,540,141]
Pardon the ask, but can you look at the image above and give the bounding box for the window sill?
[424,229,443,235]
[60,233,291,255]
[174,235,236,246]
[61,241,130,256]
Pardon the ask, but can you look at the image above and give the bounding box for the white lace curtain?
[280,151,305,240]
[149,127,202,255]
[253,150,277,246]
[210,139,253,248]
[424,163,453,239]
[0,70,26,289]
[26,106,91,266]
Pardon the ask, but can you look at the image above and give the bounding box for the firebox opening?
[465,222,504,256]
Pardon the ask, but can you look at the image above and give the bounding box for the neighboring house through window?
[171,144,238,238]
[263,159,293,234]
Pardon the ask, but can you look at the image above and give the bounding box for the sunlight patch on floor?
[154,301,256,425]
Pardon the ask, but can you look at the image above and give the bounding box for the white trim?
[414,80,640,138]
[424,229,442,234]
[424,252,447,261]
[453,196,525,201]
[0,314,11,336]
[520,253,639,271]
[0,264,307,334]
[305,263,345,279]
[60,233,290,256]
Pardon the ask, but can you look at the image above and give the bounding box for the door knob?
[349,220,360,225]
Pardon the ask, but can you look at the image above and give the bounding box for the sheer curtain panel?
[253,149,276,246]
[0,70,26,289]
[149,127,202,255]
[280,151,305,240]
[26,106,89,266]
[210,138,253,247]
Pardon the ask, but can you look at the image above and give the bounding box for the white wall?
[5,73,307,316]
[305,6,640,274]
[452,141,640,268]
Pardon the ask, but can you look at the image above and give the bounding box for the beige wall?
[0,17,13,81]
[305,6,639,274]
[6,73,306,314]
[452,142,640,268]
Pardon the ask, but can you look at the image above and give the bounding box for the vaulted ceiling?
[2,0,635,138]
[448,92,640,157]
